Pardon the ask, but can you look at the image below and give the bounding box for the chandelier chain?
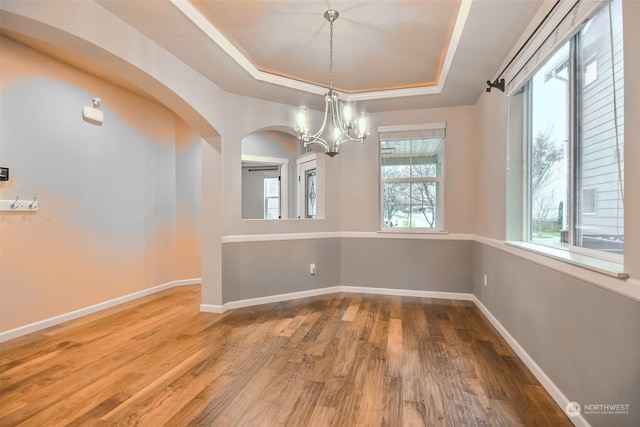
[329,18,334,92]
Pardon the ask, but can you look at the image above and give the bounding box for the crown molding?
[170,0,473,101]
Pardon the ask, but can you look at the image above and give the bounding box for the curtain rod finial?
[486,78,505,93]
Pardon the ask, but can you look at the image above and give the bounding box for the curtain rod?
[247,167,279,172]
[486,0,562,93]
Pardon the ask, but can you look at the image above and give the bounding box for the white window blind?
[505,0,608,94]
[378,123,446,142]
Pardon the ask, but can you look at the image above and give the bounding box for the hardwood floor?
[0,285,572,426]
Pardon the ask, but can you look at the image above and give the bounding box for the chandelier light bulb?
[342,101,354,129]
[333,126,341,142]
[357,112,369,140]
[295,106,310,137]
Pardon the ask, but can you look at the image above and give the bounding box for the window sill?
[504,241,628,279]
[378,228,447,235]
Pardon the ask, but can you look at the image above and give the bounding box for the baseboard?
[340,285,474,301]
[202,286,473,314]
[0,278,201,343]
[201,286,342,313]
[471,296,589,427]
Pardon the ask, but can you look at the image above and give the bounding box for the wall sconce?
[82,97,103,126]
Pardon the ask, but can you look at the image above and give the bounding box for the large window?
[379,124,445,230]
[523,0,624,258]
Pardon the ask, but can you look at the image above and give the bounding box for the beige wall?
[338,106,477,233]
[222,94,342,236]
[0,38,201,331]
[473,93,508,240]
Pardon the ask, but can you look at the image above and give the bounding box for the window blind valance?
[504,0,608,95]
[378,122,446,142]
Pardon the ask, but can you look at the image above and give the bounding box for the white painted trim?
[472,296,590,427]
[504,0,606,95]
[222,231,474,243]
[206,286,473,314]
[377,122,448,133]
[296,155,318,219]
[201,286,342,313]
[241,155,290,166]
[170,0,325,96]
[505,241,626,278]
[169,0,473,100]
[0,278,201,343]
[340,286,474,301]
[347,86,441,101]
[369,232,472,240]
[437,0,473,91]
[199,304,225,314]
[474,235,640,303]
[222,232,342,243]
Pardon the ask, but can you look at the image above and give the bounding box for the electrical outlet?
[310,263,316,275]
[484,274,488,287]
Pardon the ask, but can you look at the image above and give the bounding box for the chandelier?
[294,10,369,157]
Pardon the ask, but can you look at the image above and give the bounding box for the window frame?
[520,3,624,264]
[378,123,446,233]
[296,152,318,219]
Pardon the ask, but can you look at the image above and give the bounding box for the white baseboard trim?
[201,286,473,314]
[201,286,342,313]
[471,296,588,427]
[0,278,201,343]
[341,285,474,301]
[199,304,225,313]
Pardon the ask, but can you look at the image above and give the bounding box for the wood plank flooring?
[0,285,572,426]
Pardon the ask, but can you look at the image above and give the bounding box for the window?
[297,154,318,219]
[522,0,624,258]
[241,158,287,220]
[304,168,317,218]
[582,188,597,215]
[379,124,445,230]
[583,55,598,87]
[264,177,280,219]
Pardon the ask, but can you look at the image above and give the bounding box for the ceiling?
[2,0,545,112]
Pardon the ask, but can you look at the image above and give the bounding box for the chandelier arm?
[330,96,361,148]
[335,133,364,147]
[304,137,330,151]
[330,96,342,147]
[306,93,332,142]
